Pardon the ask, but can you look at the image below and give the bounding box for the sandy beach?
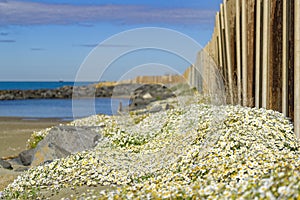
[0,117,65,191]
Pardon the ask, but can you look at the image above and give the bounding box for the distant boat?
[59,80,64,83]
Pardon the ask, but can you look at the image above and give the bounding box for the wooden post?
[201,51,206,93]
[242,0,248,106]
[262,0,270,108]
[224,0,234,104]
[255,0,262,108]
[220,4,227,83]
[236,0,242,105]
[216,12,225,98]
[216,12,224,70]
[206,50,211,94]
[189,66,193,87]
[192,64,195,89]
[198,55,201,91]
[198,51,203,91]
[295,0,300,138]
[282,0,289,116]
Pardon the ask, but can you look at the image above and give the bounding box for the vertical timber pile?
[262,0,270,108]
[236,0,242,105]
[242,0,248,106]
[295,0,300,138]
[255,0,262,108]
[217,12,224,72]
[247,0,256,107]
[220,4,228,85]
[270,0,284,112]
[288,0,295,123]
[224,0,234,104]
[282,0,289,116]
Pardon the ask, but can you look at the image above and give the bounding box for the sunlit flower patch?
[2,97,300,199]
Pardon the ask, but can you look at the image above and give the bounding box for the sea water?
[0,82,129,120]
[0,81,93,90]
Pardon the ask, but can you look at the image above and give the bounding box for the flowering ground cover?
[1,97,299,199]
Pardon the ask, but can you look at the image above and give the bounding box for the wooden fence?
[187,0,300,138]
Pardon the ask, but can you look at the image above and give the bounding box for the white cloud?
[74,43,135,48]
[0,1,216,26]
[30,47,45,51]
[0,39,15,42]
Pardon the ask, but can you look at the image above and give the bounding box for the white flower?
[278,186,287,195]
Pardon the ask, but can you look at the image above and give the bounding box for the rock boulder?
[31,126,101,166]
[19,148,35,166]
[0,159,13,170]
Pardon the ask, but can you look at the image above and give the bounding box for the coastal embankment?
[1,94,300,199]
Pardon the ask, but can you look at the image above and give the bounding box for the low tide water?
[0,81,93,90]
[0,82,129,119]
[0,98,130,120]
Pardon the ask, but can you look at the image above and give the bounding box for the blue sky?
[0,0,222,81]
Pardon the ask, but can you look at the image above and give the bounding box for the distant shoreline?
[0,81,96,90]
[0,83,179,119]
[0,83,175,101]
[0,83,141,100]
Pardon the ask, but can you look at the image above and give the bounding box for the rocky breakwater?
[0,85,111,100]
[0,83,176,102]
[127,84,175,110]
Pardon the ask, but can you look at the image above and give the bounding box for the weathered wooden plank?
[247,0,256,107]
[262,0,270,108]
[255,0,262,108]
[242,0,248,106]
[216,12,224,70]
[220,4,228,89]
[224,0,234,104]
[236,0,242,105]
[282,0,289,116]
[295,0,300,138]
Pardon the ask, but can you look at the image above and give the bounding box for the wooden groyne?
[187,0,300,137]
[119,75,186,85]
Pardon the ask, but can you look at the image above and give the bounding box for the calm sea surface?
[0,81,93,90]
[0,82,129,120]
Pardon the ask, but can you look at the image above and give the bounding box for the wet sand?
[0,117,65,191]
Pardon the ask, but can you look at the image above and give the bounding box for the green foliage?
[4,187,40,200]
[27,135,44,149]
[133,114,149,124]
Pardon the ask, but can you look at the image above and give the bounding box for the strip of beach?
[0,117,64,191]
